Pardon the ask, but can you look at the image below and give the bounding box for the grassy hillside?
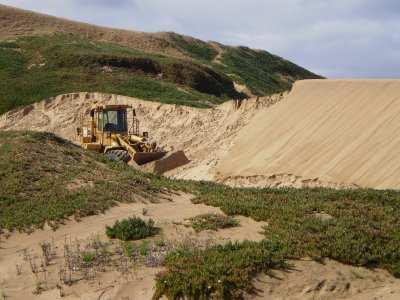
[0,131,166,231]
[217,46,319,95]
[0,4,322,114]
[165,33,320,95]
[1,131,399,299]
[0,35,237,113]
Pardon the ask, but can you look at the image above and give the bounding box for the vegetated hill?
[0,4,322,114]
[0,130,166,231]
[0,35,237,113]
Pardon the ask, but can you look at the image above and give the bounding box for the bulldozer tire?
[105,150,131,163]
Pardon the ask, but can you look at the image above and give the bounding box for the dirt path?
[209,42,225,65]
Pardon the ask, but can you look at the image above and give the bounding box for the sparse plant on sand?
[82,251,96,263]
[188,213,239,232]
[40,240,55,266]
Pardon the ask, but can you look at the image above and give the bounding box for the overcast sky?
[2,0,400,78]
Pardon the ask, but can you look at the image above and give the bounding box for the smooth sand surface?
[217,80,400,189]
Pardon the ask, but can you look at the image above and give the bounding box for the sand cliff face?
[2,79,400,189]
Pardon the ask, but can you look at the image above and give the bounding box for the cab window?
[102,109,127,132]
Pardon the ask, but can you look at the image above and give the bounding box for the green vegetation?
[185,183,400,277]
[188,213,239,232]
[0,35,236,114]
[164,33,322,96]
[215,46,322,95]
[82,251,96,263]
[168,33,218,61]
[153,239,288,299]
[106,217,158,241]
[0,131,163,231]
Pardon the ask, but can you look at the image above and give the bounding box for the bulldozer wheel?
[105,150,131,163]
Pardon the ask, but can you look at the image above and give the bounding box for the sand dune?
[2,80,400,189]
[217,79,400,189]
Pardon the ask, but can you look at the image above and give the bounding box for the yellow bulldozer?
[76,103,189,172]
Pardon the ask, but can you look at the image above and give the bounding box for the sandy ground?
[217,79,400,189]
[0,193,266,299]
[1,193,399,300]
[248,259,400,300]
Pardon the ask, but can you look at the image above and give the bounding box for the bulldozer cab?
[77,104,137,147]
[92,104,136,135]
[96,108,128,133]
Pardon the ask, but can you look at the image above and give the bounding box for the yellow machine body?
[76,104,166,165]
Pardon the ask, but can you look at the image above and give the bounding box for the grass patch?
[106,217,158,241]
[215,46,322,95]
[2,131,398,276]
[168,33,218,62]
[188,213,239,232]
[153,239,288,299]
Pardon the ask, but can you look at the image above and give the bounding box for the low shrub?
[106,217,157,241]
[153,239,288,299]
[189,213,239,232]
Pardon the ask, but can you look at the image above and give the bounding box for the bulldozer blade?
[154,150,190,174]
[133,152,167,165]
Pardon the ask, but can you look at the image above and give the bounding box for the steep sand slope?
[0,92,282,181]
[217,80,400,189]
